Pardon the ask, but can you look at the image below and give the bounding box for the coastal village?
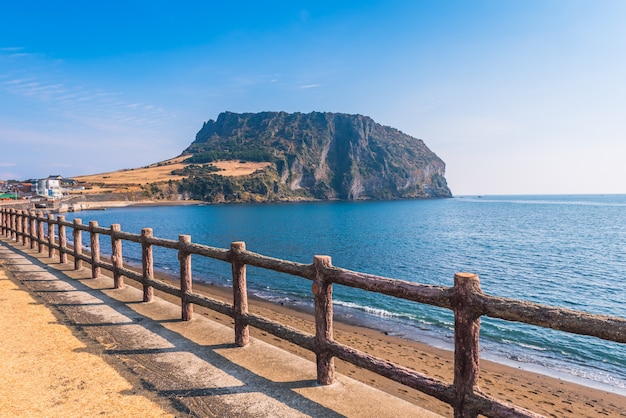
[1,176,73,199]
[0,156,195,211]
[0,173,153,213]
[0,176,93,212]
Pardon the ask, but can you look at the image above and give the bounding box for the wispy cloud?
[299,83,321,89]
[0,162,17,167]
[2,79,67,98]
[0,48,174,131]
[0,46,31,58]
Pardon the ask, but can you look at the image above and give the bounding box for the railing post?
[313,255,335,385]
[37,211,45,253]
[21,211,25,245]
[29,211,36,249]
[4,208,10,236]
[8,209,12,239]
[141,228,154,302]
[21,210,26,244]
[17,209,24,244]
[231,241,249,347]
[22,210,30,246]
[89,221,100,279]
[17,210,24,244]
[453,272,482,418]
[47,214,56,258]
[179,234,193,321]
[4,208,9,236]
[22,210,28,246]
[0,209,5,236]
[15,210,19,241]
[15,210,21,243]
[11,209,17,240]
[58,215,67,264]
[23,211,29,247]
[111,224,123,288]
[73,218,83,270]
[4,208,8,236]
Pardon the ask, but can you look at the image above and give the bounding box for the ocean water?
[63,195,626,394]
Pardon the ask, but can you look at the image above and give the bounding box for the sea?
[63,194,626,395]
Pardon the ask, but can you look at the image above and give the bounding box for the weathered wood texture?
[11,210,17,240]
[29,212,36,249]
[453,273,481,418]
[179,234,193,321]
[37,211,45,253]
[73,218,83,270]
[141,228,154,302]
[23,211,28,242]
[58,215,68,264]
[313,255,335,385]
[111,224,123,288]
[231,242,249,347]
[328,339,455,403]
[47,214,55,258]
[0,207,624,418]
[15,211,22,243]
[89,221,101,278]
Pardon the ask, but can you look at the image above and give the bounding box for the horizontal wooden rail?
[1,207,622,418]
[479,294,626,343]
[327,339,454,401]
[321,264,453,309]
[186,241,230,261]
[235,249,316,280]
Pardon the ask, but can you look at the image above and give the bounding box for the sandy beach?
[0,265,176,417]
[134,271,625,418]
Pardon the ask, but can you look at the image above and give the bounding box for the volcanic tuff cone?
[178,111,451,202]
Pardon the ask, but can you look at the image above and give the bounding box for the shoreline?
[250,284,626,397]
[135,267,625,417]
[209,279,626,393]
[0,232,624,417]
[144,261,626,398]
[19,200,626,416]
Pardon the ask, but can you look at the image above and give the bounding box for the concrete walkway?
[0,236,441,417]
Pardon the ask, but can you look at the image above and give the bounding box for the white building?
[35,176,63,198]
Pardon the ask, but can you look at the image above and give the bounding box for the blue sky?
[1,1,625,195]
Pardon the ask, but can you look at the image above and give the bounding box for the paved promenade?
[0,236,440,417]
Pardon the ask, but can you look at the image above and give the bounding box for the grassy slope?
[70,157,270,195]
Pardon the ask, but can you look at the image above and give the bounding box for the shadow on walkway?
[0,237,439,417]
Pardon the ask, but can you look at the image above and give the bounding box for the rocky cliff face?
[180,111,451,202]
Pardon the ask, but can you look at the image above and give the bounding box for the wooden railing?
[1,207,625,418]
